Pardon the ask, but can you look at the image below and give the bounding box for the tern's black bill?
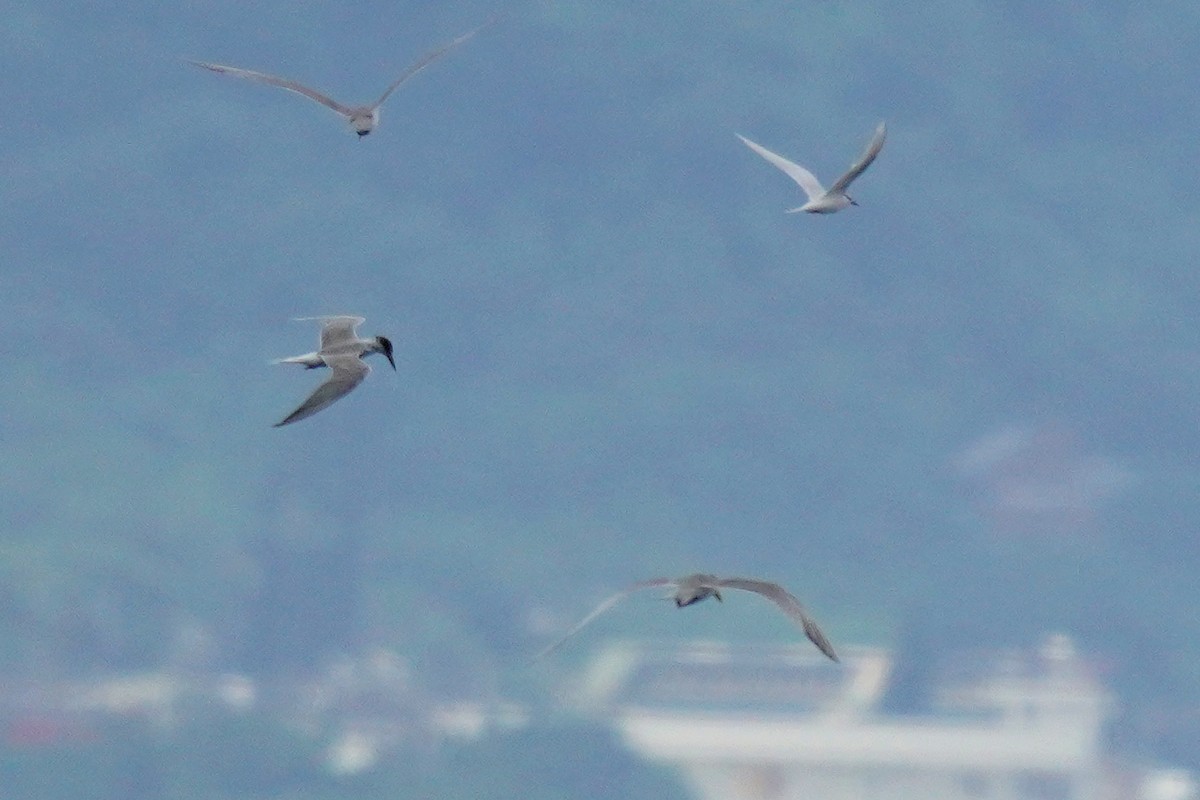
[377,336,396,370]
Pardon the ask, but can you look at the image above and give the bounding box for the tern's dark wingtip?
[815,638,840,663]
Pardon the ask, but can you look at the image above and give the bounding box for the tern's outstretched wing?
[274,355,369,427]
[188,60,353,117]
[372,17,497,109]
[713,577,839,662]
[828,121,886,195]
[737,134,825,201]
[308,316,366,350]
[534,578,675,661]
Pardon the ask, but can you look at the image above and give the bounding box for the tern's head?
[350,108,379,136]
[375,336,396,370]
[848,196,859,206]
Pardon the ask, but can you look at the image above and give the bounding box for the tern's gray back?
[685,573,722,590]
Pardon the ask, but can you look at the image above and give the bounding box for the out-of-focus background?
[4,1,1200,797]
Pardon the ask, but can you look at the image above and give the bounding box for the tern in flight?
[535,573,839,662]
[737,122,886,213]
[273,316,394,427]
[189,20,491,136]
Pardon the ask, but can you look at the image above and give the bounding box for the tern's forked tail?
[272,352,324,368]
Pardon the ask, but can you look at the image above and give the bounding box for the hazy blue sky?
[4,0,1200,769]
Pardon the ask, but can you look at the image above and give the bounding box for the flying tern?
[189,20,491,136]
[535,573,839,662]
[737,122,886,213]
[273,316,394,427]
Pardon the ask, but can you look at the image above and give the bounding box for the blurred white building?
[570,633,1191,800]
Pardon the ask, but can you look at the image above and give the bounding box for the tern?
[535,573,838,662]
[189,20,490,136]
[737,122,886,213]
[273,316,395,427]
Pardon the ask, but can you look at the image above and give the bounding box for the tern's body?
[273,316,395,427]
[189,21,489,136]
[536,573,838,662]
[738,122,886,213]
